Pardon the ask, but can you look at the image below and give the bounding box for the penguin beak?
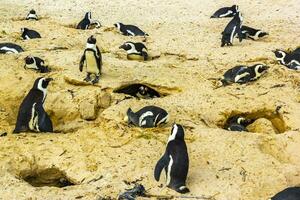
[45,78,53,82]
[119,44,125,49]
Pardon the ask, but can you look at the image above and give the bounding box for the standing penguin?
[21,28,41,40]
[114,23,148,36]
[154,124,189,193]
[24,56,50,73]
[221,12,243,47]
[0,43,24,54]
[76,12,101,30]
[211,5,239,18]
[220,64,269,86]
[13,77,53,133]
[270,187,300,200]
[119,42,148,61]
[25,9,38,20]
[125,106,168,128]
[273,49,300,70]
[79,35,102,84]
[240,25,268,40]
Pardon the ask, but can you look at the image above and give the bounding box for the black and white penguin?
[114,23,148,36]
[13,77,53,133]
[79,35,102,84]
[0,43,24,54]
[119,42,148,61]
[273,49,300,70]
[115,84,160,99]
[125,106,168,128]
[225,116,255,132]
[221,12,243,47]
[76,12,101,30]
[25,9,38,20]
[154,124,189,194]
[270,187,300,200]
[240,26,268,40]
[221,64,269,85]
[211,5,239,18]
[21,28,41,40]
[24,56,50,73]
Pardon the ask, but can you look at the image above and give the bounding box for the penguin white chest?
[85,51,99,74]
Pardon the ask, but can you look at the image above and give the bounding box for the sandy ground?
[0,0,300,199]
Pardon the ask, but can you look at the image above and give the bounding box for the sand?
[0,0,300,199]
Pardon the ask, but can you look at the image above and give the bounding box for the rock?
[97,92,111,109]
[79,97,98,120]
[247,118,277,134]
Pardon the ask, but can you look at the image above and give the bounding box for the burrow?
[219,108,289,134]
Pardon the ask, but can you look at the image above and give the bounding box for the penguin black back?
[114,23,148,36]
[211,5,239,18]
[240,25,268,40]
[221,12,243,47]
[21,28,41,40]
[0,43,24,54]
[77,12,91,30]
[271,187,300,200]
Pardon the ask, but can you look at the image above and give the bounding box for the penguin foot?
[91,76,100,84]
[83,74,91,82]
[175,186,190,194]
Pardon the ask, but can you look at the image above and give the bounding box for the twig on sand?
[145,192,219,200]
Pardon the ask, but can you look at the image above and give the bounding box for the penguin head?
[114,23,123,30]
[33,77,53,91]
[232,5,239,12]
[29,9,36,14]
[126,108,135,124]
[24,56,35,65]
[168,123,185,142]
[21,28,28,33]
[253,64,269,75]
[273,50,286,60]
[119,42,136,52]
[138,85,148,95]
[87,35,96,44]
[85,12,92,20]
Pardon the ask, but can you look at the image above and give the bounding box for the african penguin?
[79,35,102,84]
[13,77,53,133]
[154,124,189,194]
[115,84,160,99]
[125,106,168,128]
[270,187,300,200]
[24,56,50,73]
[221,64,269,86]
[119,42,148,61]
[26,9,38,20]
[0,43,24,54]
[273,49,300,70]
[21,28,41,40]
[240,25,268,40]
[114,23,148,36]
[211,5,239,18]
[76,12,101,30]
[221,12,243,47]
[225,116,255,132]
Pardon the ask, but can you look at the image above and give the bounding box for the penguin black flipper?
[79,51,86,72]
[154,153,169,181]
[35,103,53,132]
[95,46,102,74]
[236,25,243,42]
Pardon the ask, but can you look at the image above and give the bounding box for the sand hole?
[113,82,181,99]
[19,167,75,188]
[221,108,289,134]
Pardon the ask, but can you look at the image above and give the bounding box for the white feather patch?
[138,111,153,127]
[219,10,233,18]
[234,72,250,83]
[166,155,173,185]
[37,78,47,103]
[0,47,18,53]
[168,124,178,143]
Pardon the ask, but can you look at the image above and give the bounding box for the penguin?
[24,56,50,73]
[119,42,148,61]
[115,84,160,99]
[79,35,102,84]
[273,49,300,70]
[225,116,255,132]
[270,187,300,200]
[239,26,268,40]
[154,124,189,194]
[125,106,168,128]
[13,77,53,133]
[114,23,148,36]
[25,9,38,20]
[221,12,243,47]
[21,28,41,40]
[211,5,239,18]
[76,12,101,30]
[0,43,24,54]
[221,64,269,86]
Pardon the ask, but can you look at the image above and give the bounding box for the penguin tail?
[176,186,190,194]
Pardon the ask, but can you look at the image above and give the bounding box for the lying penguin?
[77,12,101,30]
[239,25,268,40]
[270,187,300,200]
[79,35,102,84]
[125,106,168,128]
[220,64,269,86]
[154,124,189,193]
[119,42,148,61]
[273,48,300,70]
[21,28,41,40]
[225,116,255,132]
[13,77,53,133]
[211,5,239,18]
[0,43,24,54]
[26,9,38,20]
[115,84,160,99]
[24,56,50,73]
[114,23,148,36]
[221,12,243,47]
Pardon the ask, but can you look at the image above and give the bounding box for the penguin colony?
[0,5,298,199]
